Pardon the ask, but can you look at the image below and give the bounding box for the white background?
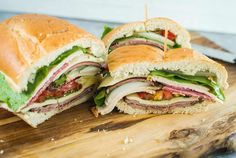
[0,0,235,34]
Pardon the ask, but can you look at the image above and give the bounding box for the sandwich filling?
[0,46,102,112]
[95,70,224,115]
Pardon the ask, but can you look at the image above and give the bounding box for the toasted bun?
[16,93,92,127]
[161,48,228,89]
[107,47,228,90]
[108,45,164,78]
[116,100,209,115]
[0,14,105,91]
[103,17,191,51]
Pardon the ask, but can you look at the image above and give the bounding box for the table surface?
[0,11,236,158]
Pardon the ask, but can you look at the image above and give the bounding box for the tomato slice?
[35,80,82,103]
[160,30,176,41]
[137,92,153,100]
[163,90,173,100]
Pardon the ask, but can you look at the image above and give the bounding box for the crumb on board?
[0,140,4,143]
[91,107,99,117]
[74,118,77,121]
[79,120,83,123]
[123,136,134,144]
[50,138,55,141]
[0,150,4,154]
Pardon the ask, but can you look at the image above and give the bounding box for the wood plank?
[0,34,236,158]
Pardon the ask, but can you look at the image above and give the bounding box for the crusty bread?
[108,46,228,90]
[103,17,191,51]
[17,94,92,127]
[108,45,164,78]
[116,99,209,115]
[0,14,105,91]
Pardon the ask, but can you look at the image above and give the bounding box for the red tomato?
[35,80,81,103]
[163,90,173,100]
[160,30,176,41]
[137,92,153,100]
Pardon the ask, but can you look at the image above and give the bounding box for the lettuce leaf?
[101,25,113,39]
[149,70,225,101]
[25,46,86,95]
[0,74,28,111]
[0,46,87,111]
[94,88,106,107]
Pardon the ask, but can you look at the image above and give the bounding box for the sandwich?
[0,14,106,127]
[101,17,191,53]
[94,45,228,115]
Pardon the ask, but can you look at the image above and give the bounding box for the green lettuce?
[149,70,225,101]
[101,25,113,39]
[0,74,28,111]
[94,88,106,107]
[25,46,87,95]
[0,46,87,111]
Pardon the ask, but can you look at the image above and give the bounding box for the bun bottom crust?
[116,100,209,115]
[16,94,92,127]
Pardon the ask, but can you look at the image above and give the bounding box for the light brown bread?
[107,46,228,90]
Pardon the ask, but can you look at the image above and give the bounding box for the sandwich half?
[102,17,191,53]
[0,14,106,127]
[94,45,228,115]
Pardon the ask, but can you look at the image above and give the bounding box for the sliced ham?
[162,85,212,100]
[110,38,165,51]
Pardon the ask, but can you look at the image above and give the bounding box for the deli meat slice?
[163,85,212,100]
[110,39,164,51]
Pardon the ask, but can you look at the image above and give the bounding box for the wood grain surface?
[0,33,236,158]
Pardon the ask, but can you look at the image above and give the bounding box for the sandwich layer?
[102,17,191,52]
[95,45,228,115]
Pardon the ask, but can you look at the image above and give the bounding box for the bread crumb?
[0,150,4,154]
[123,136,133,144]
[91,107,99,117]
[50,138,55,141]
[74,118,77,121]
[201,118,206,122]
[79,120,83,123]
[0,140,4,143]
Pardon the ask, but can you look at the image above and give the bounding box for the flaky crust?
[108,45,164,72]
[0,14,105,86]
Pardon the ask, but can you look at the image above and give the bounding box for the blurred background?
[0,0,235,57]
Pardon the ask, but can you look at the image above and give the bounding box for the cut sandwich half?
[102,17,191,53]
[94,45,228,115]
[0,14,106,127]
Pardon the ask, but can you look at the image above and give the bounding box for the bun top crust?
[0,14,105,89]
[164,48,211,62]
[108,45,164,72]
[107,47,228,89]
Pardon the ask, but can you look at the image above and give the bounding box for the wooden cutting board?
[0,33,236,158]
